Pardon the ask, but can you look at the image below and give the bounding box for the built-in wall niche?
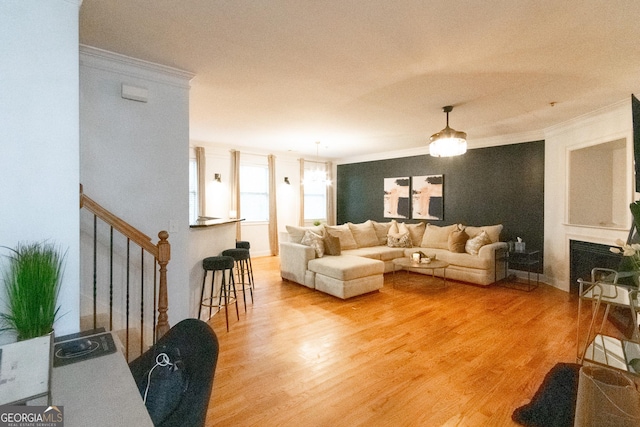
[568,138,628,228]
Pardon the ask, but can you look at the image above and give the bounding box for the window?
[240,164,269,222]
[188,158,198,224]
[304,164,327,222]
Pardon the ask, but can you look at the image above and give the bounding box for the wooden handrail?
[80,184,171,341]
[80,185,157,256]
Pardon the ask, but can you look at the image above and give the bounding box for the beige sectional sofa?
[279,220,508,299]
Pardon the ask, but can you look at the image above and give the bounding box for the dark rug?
[512,363,581,427]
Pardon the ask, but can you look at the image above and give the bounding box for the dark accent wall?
[337,141,545,270]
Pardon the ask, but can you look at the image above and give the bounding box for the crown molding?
[80,45,195,89]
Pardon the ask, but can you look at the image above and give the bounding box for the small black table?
[495,247,540,291]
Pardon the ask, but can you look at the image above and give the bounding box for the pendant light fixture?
[429,105,467,157]
[304,141,330,185]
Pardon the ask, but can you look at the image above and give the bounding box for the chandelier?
[304,141,331,185]
[429,105,467,157]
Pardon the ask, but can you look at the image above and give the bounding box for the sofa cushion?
[343,246,406,261]
[371,221,392,245]
[308,255,384,281]
[405,222,426,247]
[323,234,341,256]
[420,223,458,249]
[286,224,325,244]
[448,228,469,253]
[465,224,503,243]
[348,220,379,248]
[325,224,358,250]
[441,249,493,269]
[465,230,492,255]
[301,230,325,257]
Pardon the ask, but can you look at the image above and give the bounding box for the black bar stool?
[236,240,254,287]
[221,248,254,311]
[200,255,239,331]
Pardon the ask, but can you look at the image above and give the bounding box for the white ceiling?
[79,0,640,159]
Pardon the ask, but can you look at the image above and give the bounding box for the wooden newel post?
[156,230,171,340]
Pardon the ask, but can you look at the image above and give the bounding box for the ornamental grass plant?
[0,241,66,340]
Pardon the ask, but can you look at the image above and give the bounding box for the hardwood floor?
[204,256,586,426]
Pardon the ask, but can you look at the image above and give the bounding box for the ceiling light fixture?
[304,141,331,185]
[429,106,467,157]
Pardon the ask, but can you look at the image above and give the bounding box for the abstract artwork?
[411,175,444,220]
[384,177,410,219]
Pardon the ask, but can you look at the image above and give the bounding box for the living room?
[3,1,640,425]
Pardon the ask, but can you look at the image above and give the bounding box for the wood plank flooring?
[204,256,587,426]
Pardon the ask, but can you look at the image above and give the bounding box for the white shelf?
[584,334,640,375]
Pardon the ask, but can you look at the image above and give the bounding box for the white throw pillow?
[465,230,491,255]
[371,221,392,245]
[420,223,458,249]
[301,230,325,257]
[348,220,379,248]
[286,224,325,244]
[325,224,358,250]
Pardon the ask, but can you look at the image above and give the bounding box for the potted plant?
[0,241,66,340]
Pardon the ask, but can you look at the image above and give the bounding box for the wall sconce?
[214,173,221,182]
[284,177,290,185]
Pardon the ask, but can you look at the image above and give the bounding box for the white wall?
[80,46,194,325]
[544,100,634,291]
[0,0,81,339]
[191,142,302,257]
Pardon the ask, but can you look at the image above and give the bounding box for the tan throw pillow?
[464,224,503,243]
[286,224,325,244]
[465,230,491,255]
[420,223,458,249]
[325,224,358,250]
[371,221,392,245]
[448,228,469,253]
[348,220,379,248]
[301,230,324,257]
[405,222,426,247]
[388,219,399,235]
[323,234,342,256]
[387,232,412,248]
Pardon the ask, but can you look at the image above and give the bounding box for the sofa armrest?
[279,241,316,285]
[477,241,508,259]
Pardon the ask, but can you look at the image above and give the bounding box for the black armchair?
[129,318,219,427]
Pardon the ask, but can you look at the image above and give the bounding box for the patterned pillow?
[465,230,491,255]
[301,230,325,257]
[387,232,412,248]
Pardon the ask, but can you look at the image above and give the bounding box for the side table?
[495,247,540,291]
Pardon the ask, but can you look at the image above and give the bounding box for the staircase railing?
[79,185,170,360]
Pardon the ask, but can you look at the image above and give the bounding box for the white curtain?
[298,158,305,226]
[195,146,206,218]
[325,161,335,225]
[230,149,241,240]
[268,154,278,255]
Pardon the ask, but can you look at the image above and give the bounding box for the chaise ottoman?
[307,254,384,299]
